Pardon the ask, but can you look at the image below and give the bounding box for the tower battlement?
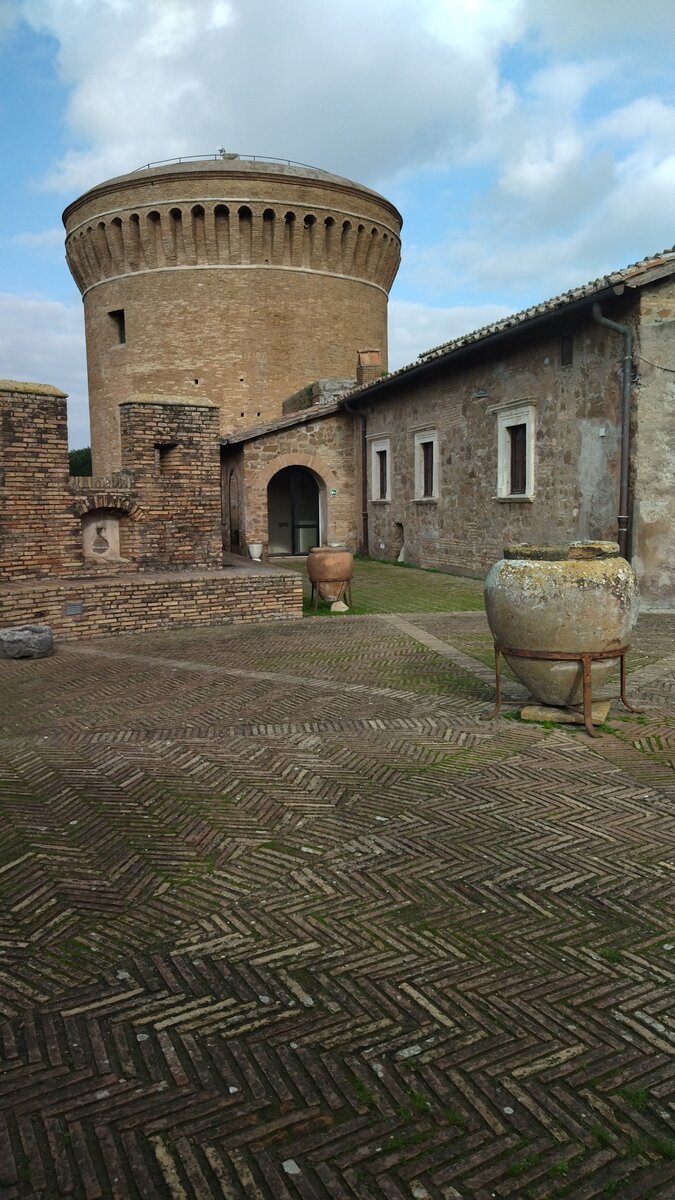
[63,159,402,475]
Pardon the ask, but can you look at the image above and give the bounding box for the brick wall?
[119,397,222,569]
[0,567,302,641]
[0,382,82,580]
[64,161,401,475]
[225,410,358,555]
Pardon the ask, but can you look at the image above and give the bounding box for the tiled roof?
[340,248,675,402]
[222,399,343,446]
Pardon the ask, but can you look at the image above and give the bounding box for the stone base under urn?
[520,699,612,728]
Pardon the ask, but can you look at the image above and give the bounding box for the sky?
[2,0,675,448]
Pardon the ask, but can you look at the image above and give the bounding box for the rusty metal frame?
[310,580,353,613]
[486,643,642,737]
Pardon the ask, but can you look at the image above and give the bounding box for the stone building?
[1,155,673,642]
[338,254,675,610]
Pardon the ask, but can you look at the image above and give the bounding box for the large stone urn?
[484,541,639,707]
[307,545,353,605]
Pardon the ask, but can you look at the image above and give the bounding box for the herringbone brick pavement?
[0,613,673,1199]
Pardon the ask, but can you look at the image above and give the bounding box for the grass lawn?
[278,555,486,615]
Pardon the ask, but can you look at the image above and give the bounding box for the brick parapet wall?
[119,399,222,568]
[0,384,82,581]
[0,567,302,641]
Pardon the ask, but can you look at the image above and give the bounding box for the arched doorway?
[267,466,320,555]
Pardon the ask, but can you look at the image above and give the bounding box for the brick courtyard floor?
[0,608,674,1199]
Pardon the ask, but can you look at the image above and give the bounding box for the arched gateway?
[267,466,320,555]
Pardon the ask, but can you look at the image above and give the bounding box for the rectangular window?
[509,423,527,494]
[377,448,387,500]
[560,333,573,366]
[490,401,536,500]
[109,309,126,344]
[422,441,434,497]
[369,436,390,501]
[413,429,438,500]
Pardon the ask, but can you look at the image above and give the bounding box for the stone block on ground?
[520,699,611,726]
[0,624,54,659]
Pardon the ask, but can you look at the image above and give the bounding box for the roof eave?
[339,283,627,408]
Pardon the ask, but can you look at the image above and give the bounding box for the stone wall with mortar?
[63,159,401,475]
[632,281,675,609]
[0,567,302,641]
[362,301,634,578]
[119,396,222,569]
[223,408,359,557]
[0,382,82,581]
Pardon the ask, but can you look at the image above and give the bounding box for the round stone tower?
[63,155,402,475]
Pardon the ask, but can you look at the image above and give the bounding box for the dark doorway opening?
[228,470,240,550]
[268,466,320,555]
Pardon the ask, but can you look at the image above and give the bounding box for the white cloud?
[595,97,675,162]
[0,0,20,36]
[12,227,63,247]
[19,0,519,194]
[388,299,510,368]
[524,0,675,54]
[0,293,88,445]
[8,0,675,394]
[424,0,525,54]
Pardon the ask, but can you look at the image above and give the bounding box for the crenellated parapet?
[63,157,402,475]
[65,197,401,294]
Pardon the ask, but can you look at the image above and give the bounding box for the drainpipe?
[592,303,633,558]
[343,400,369,555]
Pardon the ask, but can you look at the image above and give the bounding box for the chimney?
[356,348,381,387]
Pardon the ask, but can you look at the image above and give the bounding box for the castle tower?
[63,155,402,475]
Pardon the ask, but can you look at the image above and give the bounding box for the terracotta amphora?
[307,545,354,603]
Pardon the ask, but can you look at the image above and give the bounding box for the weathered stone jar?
[484,541,639,706]
[307,545,353,603]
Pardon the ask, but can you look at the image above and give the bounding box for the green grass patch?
[598,946,623,964]
[285,556,485,616]
[351,1076,375,1108]
[384,1129,426,1153]
[443,1107,468,1129]
[592,1125,613,1147]
[619,1087,649,1112]
[407,1091,432,1116]
[508,1152,542,1176]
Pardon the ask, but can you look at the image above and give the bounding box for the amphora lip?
[503,541,620,562]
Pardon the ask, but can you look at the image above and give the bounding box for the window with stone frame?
[489,400,536,500]
[413,429,439,500]
[369,436,391,501]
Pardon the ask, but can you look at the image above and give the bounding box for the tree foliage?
[68,447,92,476]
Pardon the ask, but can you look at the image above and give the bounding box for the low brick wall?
[0,566,302,642]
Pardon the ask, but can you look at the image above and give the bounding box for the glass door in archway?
[267,467,319,554]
